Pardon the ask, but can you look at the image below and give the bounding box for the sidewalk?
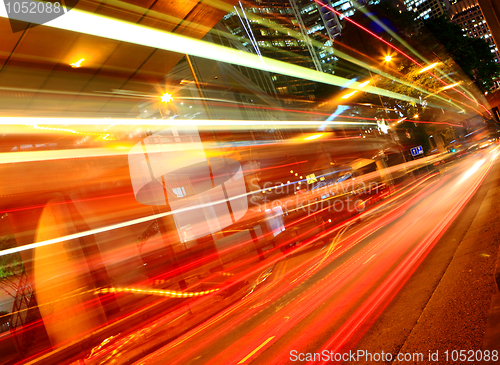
[392,153,500,364]
[481,241,500,363]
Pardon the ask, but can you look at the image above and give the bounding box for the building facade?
[404,0,450,22]
[449,0,500,90]
[477,0,500,64]
[221,0,375,98]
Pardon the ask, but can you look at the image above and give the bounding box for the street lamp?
[158,93,174,118]
[384,55,392,63]
[161,93,173,103]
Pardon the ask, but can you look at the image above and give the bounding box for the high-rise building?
[221,0,373,98]
[477,0,500,60]
[404,0,450,22]
[449,0,500,66]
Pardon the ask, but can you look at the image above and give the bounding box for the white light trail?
[460,159,485,182]
[0,6,420,104]
[0,117,377,126]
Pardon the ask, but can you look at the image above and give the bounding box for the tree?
[423,16,500,92]
[0,235,25,298]
[338,1,420,64]
[331,3,493,151]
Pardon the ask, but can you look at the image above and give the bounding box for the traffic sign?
[410,145,423,157]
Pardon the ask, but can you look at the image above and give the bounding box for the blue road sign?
[410,145,423,157]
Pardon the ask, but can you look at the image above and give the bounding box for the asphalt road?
[104,147,500,365]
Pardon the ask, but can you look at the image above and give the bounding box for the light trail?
[94,287,219,298]
[0,117,376,127]
[313,0,423,67]
[132,172,447,365]
[313,150,497,363]
[127,148,497,365]
[232,0,459,111]
[0,6,423,105]
[314,0,491,116]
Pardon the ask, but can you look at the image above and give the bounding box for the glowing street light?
[384,55,392,63]
[70,58,85,68]
[161,93,173,103]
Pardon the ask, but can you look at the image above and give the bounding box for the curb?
[495,248,500,291]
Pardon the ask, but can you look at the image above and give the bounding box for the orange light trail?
[314,0,491,115]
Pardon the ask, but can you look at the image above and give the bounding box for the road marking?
[237,336,275,364]
[363,254,376,265]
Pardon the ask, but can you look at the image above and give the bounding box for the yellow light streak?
[441,82,462,90]
[419,62,440,73]
[342,90,358,99]
[358,80,370,88]
[0,7,421,105]
[203,0,463,110]
[94,287,219,298]
[0,117,376,129]
[304,134,323,141]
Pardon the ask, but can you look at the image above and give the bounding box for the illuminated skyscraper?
[449,0,500,90]
[221,0,374,98]
[404,0,450,22]
[449,0,500,65]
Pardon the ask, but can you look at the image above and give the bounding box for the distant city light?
[70,58,85,68]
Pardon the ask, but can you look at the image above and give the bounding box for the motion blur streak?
[313,0,491,115]
[1,0,498,362]
[128,148,498,365]
[0,117,375,127]
[0,7,425,105]
[314,150,497,363]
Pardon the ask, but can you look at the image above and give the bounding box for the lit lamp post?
[159,93,173,118]
[161,93,173,103]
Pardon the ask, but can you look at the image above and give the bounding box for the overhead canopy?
[0,0,237,117]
